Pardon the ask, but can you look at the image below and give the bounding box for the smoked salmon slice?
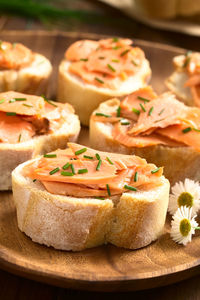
[0,41,34,70]
[65,38,145,89]
[24,143,164,198]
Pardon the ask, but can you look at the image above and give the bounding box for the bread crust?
[90,99,200,185]
[0,53,52,95]
[0,113,80,190]
[57,59,151,126]
[12,159,169,251]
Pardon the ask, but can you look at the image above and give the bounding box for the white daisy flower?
[168,178,200,216]
[170,206,199,245]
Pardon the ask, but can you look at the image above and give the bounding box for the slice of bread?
[57,52,151,126]
[12,158,169,251]
[0,53,52,95]
[0,108,80,191]
[90,99,200,185]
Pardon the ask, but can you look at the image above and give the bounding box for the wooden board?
[0,30,200,292]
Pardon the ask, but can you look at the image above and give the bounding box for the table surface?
[0,1,200,299]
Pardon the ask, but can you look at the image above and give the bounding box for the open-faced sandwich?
[57,38,151,125]
[0,91,80,190]
[12,143,169,251]
[90,86,200,185]
[166,51,200,107]
[0,41,52,94]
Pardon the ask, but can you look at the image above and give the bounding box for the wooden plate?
[0,31,200,292]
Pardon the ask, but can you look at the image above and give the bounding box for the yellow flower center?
[178,192,193,207]
[179,218,191,237]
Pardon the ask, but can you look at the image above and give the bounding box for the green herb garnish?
[18,133,21,143]
[94,197,105,200]
[41,95,57,107]
[120,49,130,57]
[83,155,93,159]
[14,98,27,101]
[78,168,88,174]
[151,167,161,174]
[95,112,111,118]
[137,96,150,103]
[33,179,37,182]
[49,167,60,175]
[112,37,119,42]
[106,184,111,196]
[23,103,33,108]
[148,106,154,116]
[116,106,121,117]
[134,171,138,182]
[158,108,165,116]
[75,148,87,155]
[43,154,57,158]
[131,59,138,66]
[96,159,102,171]
[96,153,101,160]
[121,120,130,125]
[182,127,192,133]
[112,59,120,63]
[95,77,104,84]
[61,171,74,176]
[132,107,140,115]
[106,157,114,165]
[139,103,146,112]
[62,162,70,170]
[6,112,16,116]
[80,58,88,61]
[70,164,75,174]
[124,185,137,191]
[107,63,116,72]
[0,99,5,104]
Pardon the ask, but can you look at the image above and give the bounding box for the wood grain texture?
[0,31,199,292]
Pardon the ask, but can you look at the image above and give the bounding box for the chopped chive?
[62,162,70,170]
[75,147,87,155]
[18,133,21,142]
[96,153,101,160]
[70,163,75,174]
[124,184,137,191]
[80,58,88,61]
[95,112,111,118]
[148,106,154,116]
[131,59,138,66]
[193,128,200,132]
[6,112,16,116]
[23,103,33,108]
[9,99,15,103]
[94,196,105,200]
[116,106,121,117]
[132,107,140,115]
[134,171,138,182]
[112,59,120,63]
[121,120,130,125]
[98,56,105,59]
[120,49,130,57]
[83,155,93,159]
[106,156,114,165]
[158,108,165,116]
[183,51,192,68]
[96,159,102,171]
[112,46,122,50]
[49,167,60,175]
[95,77,104,84]
[41,95,57,107]
[107,63,116,72]
[182,127,192,133]
[14,98,27,101]
[61,171,74,176]
[43,154,57,158]
[0,99,5,104]
[106,184,111,196]
[137,96,150,103]
[151,167,161,174]
[33,179,37,182]
[112,37,119,42]
[78,168,88,174]
[139,103,146,112]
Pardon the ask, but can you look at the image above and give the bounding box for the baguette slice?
[90,99,200,185]
[0,53,52,95]
[0,101,80,191]
[12,158,169,251]
[57,39,151,126]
